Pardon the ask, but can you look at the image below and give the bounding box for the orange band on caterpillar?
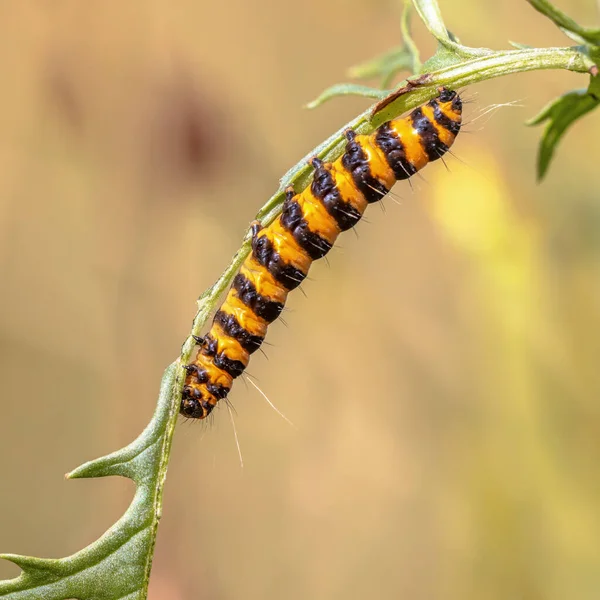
[181,87,462,419]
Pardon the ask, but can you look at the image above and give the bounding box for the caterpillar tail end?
[181,386,214,419]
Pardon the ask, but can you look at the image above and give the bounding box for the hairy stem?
[174,43,593,404]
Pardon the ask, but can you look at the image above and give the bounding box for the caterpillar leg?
[179,88,462,422]
[183,363,207,383]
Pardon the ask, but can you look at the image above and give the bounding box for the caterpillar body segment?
[181,87,462,419]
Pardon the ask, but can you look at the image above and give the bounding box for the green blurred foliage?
[0,1,598,599]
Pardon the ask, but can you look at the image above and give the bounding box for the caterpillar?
[181,87,462,419]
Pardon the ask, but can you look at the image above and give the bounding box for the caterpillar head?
[437,87,462,114]
[181,385,215,419]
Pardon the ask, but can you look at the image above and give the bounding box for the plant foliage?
[1,0,598,598]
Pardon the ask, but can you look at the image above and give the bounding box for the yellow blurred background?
[1,1,599,598]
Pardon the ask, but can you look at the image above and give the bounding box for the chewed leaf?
[527,86,600,179]
[0,363,180,600]
[306,84,388,109]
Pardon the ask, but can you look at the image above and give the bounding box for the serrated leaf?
[527,86,600,179]
[526,0,600,46]
[0,363,180,600]
[306,84,389,109]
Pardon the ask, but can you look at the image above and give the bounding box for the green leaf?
[400,1,421,74]
[508,41,534,49]
[347,3,420,88]
[1,7,598,595]
[413,0,451,44]
[420,43,468,73]
[527,84,600,179]
[412,0,493,60]
[0,362,180,600]
[347,46,415,87]
[347,0,497,91]
[589,69,600,97]
[306,84,389,109]
[526,0,600,46]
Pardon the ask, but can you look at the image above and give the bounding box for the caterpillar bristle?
[181,88,463,420]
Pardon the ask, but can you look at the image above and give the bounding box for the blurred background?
[1,1,599,598]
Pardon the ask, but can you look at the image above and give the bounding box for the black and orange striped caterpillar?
[181,87,462,419]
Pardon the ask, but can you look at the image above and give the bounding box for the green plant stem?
[167,47,596,581]
[1,7,597,596]
[177,44,593,375]
[374,46,594,124]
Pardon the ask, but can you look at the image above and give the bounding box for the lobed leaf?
[0,364,180,600]
[0,2,597,597]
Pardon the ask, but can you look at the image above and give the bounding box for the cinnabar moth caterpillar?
[181,87,462,419]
